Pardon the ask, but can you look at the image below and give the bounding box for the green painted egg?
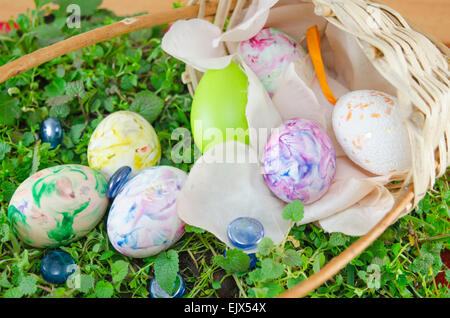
[191,62,249,153]
[8,164,109,248]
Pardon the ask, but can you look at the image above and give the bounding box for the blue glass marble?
[39,117,63,149]
[223,249,258,270]
[149,272,185,298]
[106,166,132,199]
[40,250,76,284]
[227,217,264,250]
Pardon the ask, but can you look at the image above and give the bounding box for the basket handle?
[0,2,222,84]
[278,186,414,298]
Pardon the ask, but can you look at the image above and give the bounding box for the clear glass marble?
[227,217,264,250]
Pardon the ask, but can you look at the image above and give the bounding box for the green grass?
[0,1,449,298]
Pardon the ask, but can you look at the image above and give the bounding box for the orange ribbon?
[306,25,337,105]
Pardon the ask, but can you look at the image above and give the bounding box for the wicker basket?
[0,0,448,298]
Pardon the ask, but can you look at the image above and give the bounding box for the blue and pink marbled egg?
[238,27,308,97]
[107,166,187,258]
[262,118,336,204]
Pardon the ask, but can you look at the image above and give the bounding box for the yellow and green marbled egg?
[8,164,109,248]
[87,111,161,179]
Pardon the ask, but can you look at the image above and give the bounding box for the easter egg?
[332,90,411,175]
[238,27,307,97]
[39,117,64,149]
[107,166,187,258]
[87,111,161,179]
[191,62,249,153]
[8,164,109,248]
[262,118,336,204]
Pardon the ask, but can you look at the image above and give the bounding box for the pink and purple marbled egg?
[262,118,336,204]
[238,27,308,97]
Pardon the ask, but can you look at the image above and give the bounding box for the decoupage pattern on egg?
[332,90,411,176]
[262,118,336,204]
[107,166,187,258]
[87,111,161,179]
[8,165,109,248]
[239,27,307,97]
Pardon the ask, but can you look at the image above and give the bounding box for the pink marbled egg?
[238,27,308,97]
[262,118,336,204]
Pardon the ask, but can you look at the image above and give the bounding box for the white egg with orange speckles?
[332,90,411,176]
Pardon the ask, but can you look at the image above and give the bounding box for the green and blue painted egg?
[8,164,109,248]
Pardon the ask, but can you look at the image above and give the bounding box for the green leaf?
[32,24,64,46]
[313,253,325,273]
[69,123,86,144]
[111,260,129,283]
[66,81,87,99]
[78,274,95,293]
[211,281,221,290]
[22,132,35,147]
[282,249,302,268]
[282,200,304,222]
[287,276,304,289]
[95,280,114,298]
[130,91,164,123]
[215,249,250,274]
[262,281,285,297]
[0,94,20,126]
[46,95,73,107]
[0,271,12,288]
[18,275,37,296]
[50,104,71,118]
[3,287,24,298]
[0,142,12,161]
[258,237,274,257]
[154,250,179,295]
[260,258,284,281]
[53,0,102,17]
[184,225,205,234]
[44,78,66,98]
[1,181,17,202]
[329,232,350,247]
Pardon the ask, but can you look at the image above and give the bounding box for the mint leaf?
[66,81,87,99]
[44,78,66,98]
[3,287,24,298]
[329,232,350,247]
[1,181,17,202]
[0,271,12,288]
[282,249,302,268]
[215,249,250,274]
[184,225,205,234]
[111,260,129,284]
[0,94,20,126]
[50,104,71,118]
[69,123,86,144]
[46,95,73,107]
[0,142,12,161]
[282,200,304,222]
[79,274,95,293]
[262,281,285,297]
[130,91,164,123]
[18,275,37,296]
[22,132,35,147]
[154,250,179,295]
[95,280,114,298]
[260,258,284,281]
[258,237,274,257]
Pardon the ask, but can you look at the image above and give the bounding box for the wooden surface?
[0,0,449,44]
